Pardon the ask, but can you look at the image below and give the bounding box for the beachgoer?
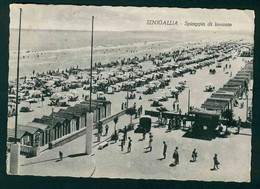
[173,147,179,165]
[114,130,118,143]
[213,154,220,170]
[142,129,146,140]
[163,141,167,159]
[149,137,153,152]
[121,139,125,152]
[238,116,241,133]
[105,125,109,136]
[192,149,197,162]
[127,137,132,152]
[59,151,63,161]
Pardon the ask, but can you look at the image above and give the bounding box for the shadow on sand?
[21,157,61,166]
[157,157,165,161]
[68,152,87,158]
[169,163,177,167]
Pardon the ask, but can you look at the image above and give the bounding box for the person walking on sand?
[142,129,146,140]
[173,102,176,111]
[213,154,220,170]
[148,136,153,152]
[192,149,197,162]
[105,124,109,136]
[163,141,167,159]
[237,116,241,134]
[127,137,132,152]
[176,103,179,112]
[59,151,63,161]
[173,147,179,165]
[121,139,125,152]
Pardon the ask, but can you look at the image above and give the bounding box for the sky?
[10,4,255,33]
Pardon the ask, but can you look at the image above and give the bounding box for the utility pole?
[246,93,248,122]
[188,89,190,113]
[14,8,22,143]
[89,16,94,112]
[10,8,22,175]
[127,87,129,108]
[86,16,94,155]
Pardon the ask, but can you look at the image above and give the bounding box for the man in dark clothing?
[149,137,153,152]
[105,125,109,136]
[127,137,132,152]
[192,149,197,162]
[121,139,125,152]
[114,130,118,143]
[163,141,167,159]
[237,116,241,134]
[173,147,179,165]
[213,154,220,170]
[142,129,146,140]
[59,151,63,161]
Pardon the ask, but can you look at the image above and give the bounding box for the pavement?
[16,115,251,182]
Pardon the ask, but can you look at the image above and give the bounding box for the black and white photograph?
[6,4,254,182]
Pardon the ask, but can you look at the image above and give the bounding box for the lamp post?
[10,8,22,175]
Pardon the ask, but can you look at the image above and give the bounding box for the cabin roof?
[27,122,49,130]
[17,124,41,134]
[8,128,32,139]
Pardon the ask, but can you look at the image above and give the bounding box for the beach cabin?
[64,107,83,131]
[16,124,43,147]
[55,109,75,135]
[81,100,111,121]
[26,122,50,146]
[8,128,33,145]
[201,98,229,112]
[218,87,241,98]
[32,116,65,142]
[237,71,252,80]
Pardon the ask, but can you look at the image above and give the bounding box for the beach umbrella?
[97,91,104,96]
[8,94,16,99]
[31,90,42,96]
[156,107,168,112]
[50,93,63,100]
[26,98,36,102]
[70,90,79,97]
[170,87,179,93]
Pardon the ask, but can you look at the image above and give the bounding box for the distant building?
[240,46,253,57]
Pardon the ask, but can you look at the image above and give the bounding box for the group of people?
[135,105,143,118]
[167,116,184,130]
[121,102,128,110]
[97,123,110,142]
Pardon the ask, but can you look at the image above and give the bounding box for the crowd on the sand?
[8,40,238,116]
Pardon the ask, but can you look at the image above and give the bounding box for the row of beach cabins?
[201,60,253,113]
[7,100,111,151]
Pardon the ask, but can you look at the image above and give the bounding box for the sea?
[8,29,253,80]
